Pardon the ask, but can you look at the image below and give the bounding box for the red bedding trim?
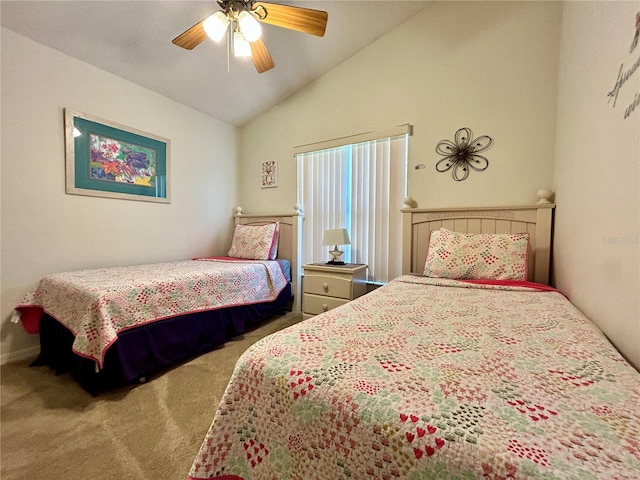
[194,256,274,263]
[187,476,244,480]
[16,306,44,334]
[194,256,248,261]
[460,278,560,293]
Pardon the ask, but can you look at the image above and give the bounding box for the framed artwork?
[64,108,170,203]
[261,160,278,188]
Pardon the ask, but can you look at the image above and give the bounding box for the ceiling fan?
[172,0,328,74]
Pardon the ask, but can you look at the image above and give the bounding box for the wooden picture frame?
[64,108,170,203]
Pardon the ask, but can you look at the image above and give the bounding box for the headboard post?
[534,206,554,284]
[401,199,415,276]
[401,202,555,285]
[233,206,304,313]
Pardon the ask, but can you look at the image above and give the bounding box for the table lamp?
[322,228,350,265]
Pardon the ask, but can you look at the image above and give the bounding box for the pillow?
[423,228,530,280]
[228,222,278,260]
[269,222,279,260]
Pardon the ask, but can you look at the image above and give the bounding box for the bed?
[186,201,640,480]
[11,208,303,395]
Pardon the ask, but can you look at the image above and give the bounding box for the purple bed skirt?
[31,283,293,395]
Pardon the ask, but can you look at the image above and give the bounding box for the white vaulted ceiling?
[1,1,428,126]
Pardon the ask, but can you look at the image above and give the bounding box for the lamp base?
[327,245,344,264]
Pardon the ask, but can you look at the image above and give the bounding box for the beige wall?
[0,29,239,363]
[238,1,561,212]
[553,1,640,369]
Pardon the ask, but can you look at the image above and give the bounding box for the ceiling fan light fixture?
[203,11,229,42]
[233,31,252,57]
[237,10,262,42]
[172,1,328,74]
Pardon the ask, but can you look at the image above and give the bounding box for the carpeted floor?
[0,312,301,480]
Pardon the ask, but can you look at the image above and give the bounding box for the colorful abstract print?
[188,276,640,480]
[14,259,287,367]
[90,134,156,187]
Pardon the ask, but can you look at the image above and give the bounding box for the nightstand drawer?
[301,263,368,319]
[303,293,349,315]
[304,275,352,300]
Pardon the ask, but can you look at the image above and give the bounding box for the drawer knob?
[322,303,328,311]
[322,282,329,291]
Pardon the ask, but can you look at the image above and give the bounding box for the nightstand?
[302,263,368,319]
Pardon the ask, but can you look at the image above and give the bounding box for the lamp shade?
[203,11,229,42]
[238,10,262,42]
[233,31,252,57]
[322,228,350,247]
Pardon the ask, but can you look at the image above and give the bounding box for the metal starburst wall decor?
[435,127,493,181]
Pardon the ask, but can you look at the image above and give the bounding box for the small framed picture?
[261,160,278,188]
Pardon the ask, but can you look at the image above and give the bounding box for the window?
[296,125,411,283]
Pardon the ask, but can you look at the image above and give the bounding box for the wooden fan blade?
[250,38,275,73]
[252,2,327,37]
[172,18,207,50]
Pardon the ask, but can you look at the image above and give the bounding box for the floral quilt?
[188,275,640,480]
[12,259,287,368]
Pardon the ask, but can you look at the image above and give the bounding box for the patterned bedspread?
[188,275,640,480]
[12,259,287,367]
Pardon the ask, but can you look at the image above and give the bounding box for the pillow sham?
[228,222,278,260]
[423,228,530,281]
[269,222,279,260]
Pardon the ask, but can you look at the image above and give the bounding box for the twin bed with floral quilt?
[12,209,303,394]
[187,204,640,480]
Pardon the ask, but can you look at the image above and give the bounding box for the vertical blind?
[296,127,409,283]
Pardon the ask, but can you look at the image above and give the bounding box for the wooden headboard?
[234,206,304,313]
[401,201,555,285]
